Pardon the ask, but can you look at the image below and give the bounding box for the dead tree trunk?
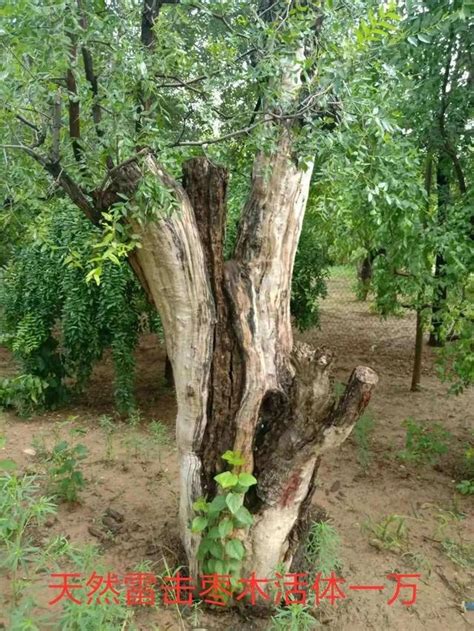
[105,142,377,579]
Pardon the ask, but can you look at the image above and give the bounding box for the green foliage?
[353,412,375,472]
[398,418,450,466]
[46,440,89,503]
[304,520,342,575]
[364,514,408,552]
[191,451,256,592]
[291,213,329,330]
[0,203,158,414]
[0,473,56,573]
[269,603,319,630]
[0,374,48,417]
[455,444,474,495]
[456,480,474,496]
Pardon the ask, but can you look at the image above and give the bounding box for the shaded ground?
[1,269,473,630]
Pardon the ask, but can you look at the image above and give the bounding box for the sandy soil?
[1,274,473,630]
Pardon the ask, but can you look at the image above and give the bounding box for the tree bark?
[103,144,378,582]
[411,308,424,392]
[429,154,450,347]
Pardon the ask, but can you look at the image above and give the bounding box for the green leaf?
[234,506,253,527]
[417,33,431,44]
[225,539,245,561]
[238,472,257,488]
[225,492,244,515]
[191,516,208,533]
[218,518,234,538]
[192,497,209,513]
[208,494,227,514]
[214,471,239,489]
[209,540,224,559]
[221,450,245,466]
[208,526,221,539]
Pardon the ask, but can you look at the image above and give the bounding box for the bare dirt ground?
[1,271,473,630]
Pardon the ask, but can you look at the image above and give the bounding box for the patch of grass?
[0,471,56,606]
[353,411,375,472]
[441,539,474,570]
[364,514,408,552]
[397,418,450,466]
[304,520,342,575]
[269,603,319,630]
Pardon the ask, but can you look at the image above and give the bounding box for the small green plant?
[0,374,48,416]
[269,603,319,630]
[0,472,56,604]
[191,451,256,594]
[456,479,474,495]
[304,521,342,575]
[397,418,450,465]
[121,428,153,461]
[353,411,375,471]
[455,445,474,495]
[441,538,474,569]
[149,420,171,446]
[364,514,408,552]
[127,409,143,428]
[47,440,89,502]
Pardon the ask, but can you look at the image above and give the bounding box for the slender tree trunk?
[411,308,424,392]
[429,154,450,347]
[357,252,374,301]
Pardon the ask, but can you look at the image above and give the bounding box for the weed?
[456,479,474,495]
[47,440,89,502]
[121,429,153,461]
[304,521,342,575]
[441,539,474,570]
[127,409,143,428]
[0,374,48,417]
[455,444,474,495]
[397,418,450,465]
[353,412,375,471]
[192,451,256,592]
[401,551,432,576]
[149,419,171,446]
[434,506,464,540]
[0,473,56,574]
[269,603,319,630]
[364,514,408,552]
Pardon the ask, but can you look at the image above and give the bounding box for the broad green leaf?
[191,516,208,533]
[225,492,244,515]
[225,539,245,561]
[234,506,253,527]
[238,473,257,488]
[218,518,234,538]
[214,471,239,489]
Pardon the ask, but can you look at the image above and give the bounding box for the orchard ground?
[1,268,473,630]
